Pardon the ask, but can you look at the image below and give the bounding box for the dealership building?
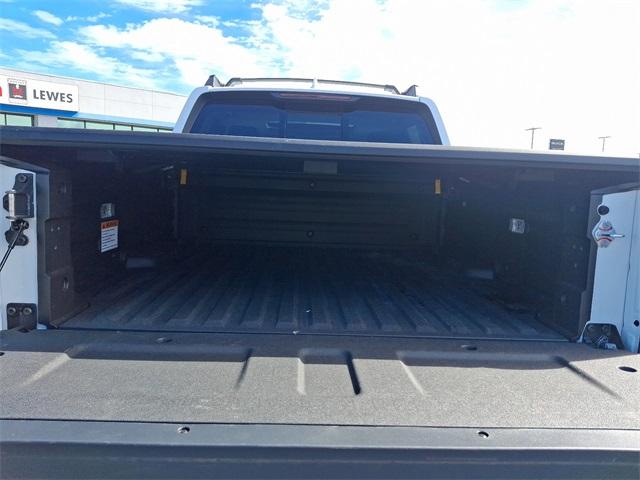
[0,67,187,132]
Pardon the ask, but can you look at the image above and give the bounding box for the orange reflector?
[180,168,188,185]
[435,178,442,195]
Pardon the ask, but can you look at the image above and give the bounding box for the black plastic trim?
[2,126,639,171]
[1,420,638,479]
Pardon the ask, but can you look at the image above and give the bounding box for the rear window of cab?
[189,91,439,144]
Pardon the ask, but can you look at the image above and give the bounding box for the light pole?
[597,136,611,152]
[525,127,542,149]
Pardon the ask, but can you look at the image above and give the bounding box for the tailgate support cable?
[0,219,27,273]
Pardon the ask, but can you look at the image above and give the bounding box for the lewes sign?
[0,75,79,112]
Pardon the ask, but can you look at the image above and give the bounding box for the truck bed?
[2,127,640,478]
[61,246,564,341]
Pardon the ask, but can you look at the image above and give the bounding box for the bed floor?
[61,246,566,341]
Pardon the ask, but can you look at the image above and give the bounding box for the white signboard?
[100,220,119,253]
[0,75,79,112]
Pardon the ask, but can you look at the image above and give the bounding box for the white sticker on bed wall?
[100,220,119,252]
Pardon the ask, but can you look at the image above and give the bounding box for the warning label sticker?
[100,220,119,252]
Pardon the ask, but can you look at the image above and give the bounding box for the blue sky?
[0,0,638,155]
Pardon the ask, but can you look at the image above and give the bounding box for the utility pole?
[597,136,611,152]
[525,127,542,149]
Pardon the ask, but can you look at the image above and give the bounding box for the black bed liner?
[61,246,564,340]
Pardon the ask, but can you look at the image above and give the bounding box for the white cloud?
[80,18,270,86]
[87,13,111,22]
[245,0,639,156]
[129,50,165,62]
[0,18,55,38]
[26,0,636,155]
[67,13,111,23]
[16,41,159,89]
[195,15,220,26]
[221,20,244,28]
[113,0,203,13]
[33,10,63,26]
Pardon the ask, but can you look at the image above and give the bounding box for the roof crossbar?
[204,75,421,96]
[204,75,421,97]
[231,77,400,94]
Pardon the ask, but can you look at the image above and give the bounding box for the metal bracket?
[581,323,623,350]
[508,218,527,234]
[2,173,35,220]
[4,220,29,247]
[2,173,33,247]
[402,85,418,96]
[204,75,223,87]
[6,303,37,330]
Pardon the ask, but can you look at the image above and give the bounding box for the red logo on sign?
[9,82,26,100]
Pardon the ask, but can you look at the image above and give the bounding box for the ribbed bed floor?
[62,247,565,340]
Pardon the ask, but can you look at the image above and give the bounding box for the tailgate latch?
[2,173,34,248]
[3,173,34,221]
[592,220,625,248]
[1,173,34,272]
